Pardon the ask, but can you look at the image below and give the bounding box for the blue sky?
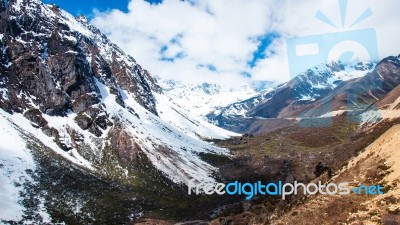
[248,33,280,68]
[42,0,162,18]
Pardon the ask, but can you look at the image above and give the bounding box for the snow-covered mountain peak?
[290,61,375,102]
[158,78,258,117]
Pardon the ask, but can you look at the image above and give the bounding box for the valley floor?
[136,116,400,225]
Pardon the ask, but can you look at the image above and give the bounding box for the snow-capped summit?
[290,61,375,102]
[158,78,258,117]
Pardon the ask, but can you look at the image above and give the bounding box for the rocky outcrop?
[74,105,113,137]
[108,124,141,165]
[0,0,160,119]
[23,108,48,127]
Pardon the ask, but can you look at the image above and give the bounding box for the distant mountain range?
[206,59,400,132]
[157,78,260,118]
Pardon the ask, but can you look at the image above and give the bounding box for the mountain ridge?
[207,59,400,133]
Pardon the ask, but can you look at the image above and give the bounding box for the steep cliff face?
[0,0,159,118]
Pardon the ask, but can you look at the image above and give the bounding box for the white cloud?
[92,0,400,87]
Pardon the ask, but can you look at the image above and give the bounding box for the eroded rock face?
[74,113,92,130]
[72,93,99,113]
[23,108,48,127]
[0,0,160,118]
[74,105,113,137]
[108,123,141,165]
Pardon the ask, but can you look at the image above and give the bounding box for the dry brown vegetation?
[135,116,400,224]
[206,117,400,225]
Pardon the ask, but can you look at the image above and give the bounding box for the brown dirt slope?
[374,84,400,110]
[271,125,400,225]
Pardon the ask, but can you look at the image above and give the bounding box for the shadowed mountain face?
[373,81,400,110]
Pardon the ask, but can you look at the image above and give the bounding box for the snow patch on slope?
[0,111,50,222]
[0,110,94,171]
[155,93,239,140]
[295,62,375,102]
[310,62,375,89]
[96,80,231,184]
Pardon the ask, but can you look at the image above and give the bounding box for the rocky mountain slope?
[270,124,400,224]
[298,56,400,119]
[206,83,287,131]
[247,61,377,119]
[208,58,400,133]
[0,0,238,223]
[373,83,400,110]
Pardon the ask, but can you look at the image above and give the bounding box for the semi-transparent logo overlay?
[285,0,382,127]
[188,179,384,200]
